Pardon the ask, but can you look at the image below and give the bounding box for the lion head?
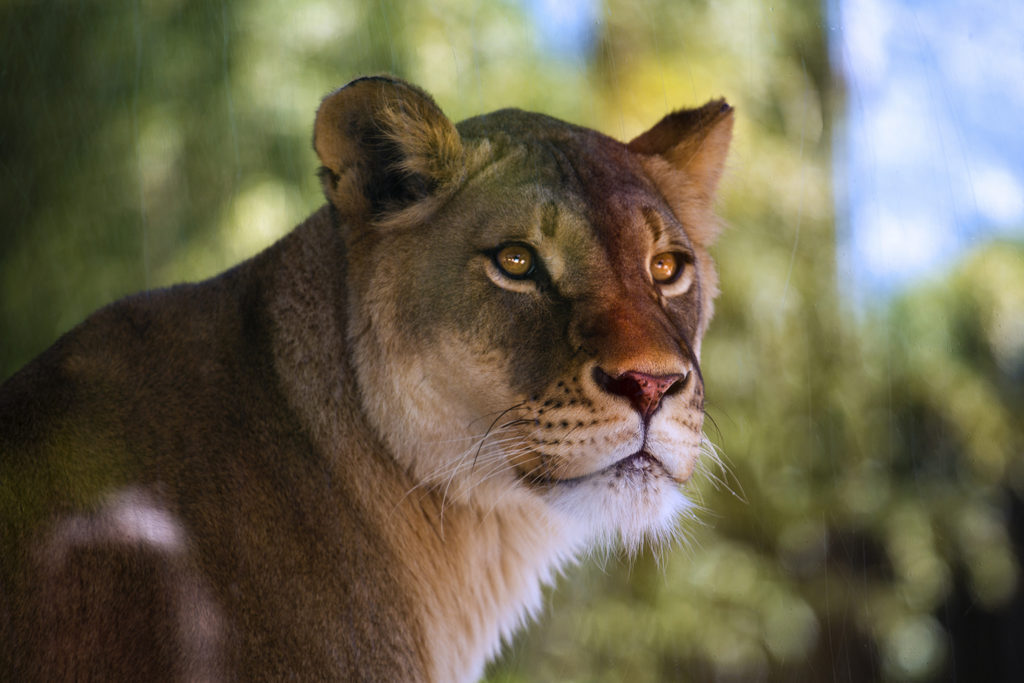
[314,76,732,552]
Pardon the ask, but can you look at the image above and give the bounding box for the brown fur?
[0,76,732,681]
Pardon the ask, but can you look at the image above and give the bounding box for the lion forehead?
[457,129,677,250]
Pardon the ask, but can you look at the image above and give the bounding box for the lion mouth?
[614,450,660,472]
[529,449,668,487]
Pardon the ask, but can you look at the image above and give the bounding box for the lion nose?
[592,368,686,421]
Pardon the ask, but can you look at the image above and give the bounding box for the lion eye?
[650,251,682,284]
[494,243,535,279]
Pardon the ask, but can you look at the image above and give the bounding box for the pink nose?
[593,368,686,421]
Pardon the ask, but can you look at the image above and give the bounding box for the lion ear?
[313,76,463,220]
[628,99,734,246]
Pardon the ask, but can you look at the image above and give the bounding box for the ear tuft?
[628,99,734,245]
[313,76,463,221]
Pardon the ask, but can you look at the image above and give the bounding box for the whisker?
[473,402,531,470]
[389,428,524,521]
[436,420,539,520]
[697,434,747,504]
[500,418,537,429]
[464,402,529,430]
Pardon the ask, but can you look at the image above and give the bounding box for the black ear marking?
[312,76,463,220]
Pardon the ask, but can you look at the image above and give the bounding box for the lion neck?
[404,494,578,681]
[266,208,581,681]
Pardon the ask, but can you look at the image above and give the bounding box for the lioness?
[0,76,732,681]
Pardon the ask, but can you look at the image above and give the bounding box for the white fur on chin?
[543,468,692,554]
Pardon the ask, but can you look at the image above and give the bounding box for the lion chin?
[541,450,694,552]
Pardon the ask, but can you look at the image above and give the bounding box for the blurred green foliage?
[2,1,1021,680]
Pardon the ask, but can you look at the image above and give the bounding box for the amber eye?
[650,251,682,284]
[494,243,535,279]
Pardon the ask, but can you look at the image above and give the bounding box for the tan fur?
[0,76,732,681]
